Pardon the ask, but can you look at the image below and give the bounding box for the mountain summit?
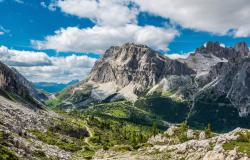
[58,43,195,108]
[90,43,195,88]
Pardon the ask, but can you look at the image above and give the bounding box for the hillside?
[50,42,250,132]
[1,42,250,159]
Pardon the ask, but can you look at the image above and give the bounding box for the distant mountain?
[34,80,79,93]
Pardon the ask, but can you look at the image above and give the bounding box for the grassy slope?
[223,131,250,156]
[29,99,168,159]
[0,131,19,160]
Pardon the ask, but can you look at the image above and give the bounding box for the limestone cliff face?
[184,42,250,128]
[89,43,195,89]
[60,42,250,121]
[0,61,47,108]
[59,43,195,109]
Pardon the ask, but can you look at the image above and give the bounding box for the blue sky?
[0,0,250,83]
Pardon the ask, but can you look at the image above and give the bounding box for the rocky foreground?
[1,92,250,160]
[0,95,73,159]
[94,126,250,160]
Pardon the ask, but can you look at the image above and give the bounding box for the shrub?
[205,123,213,138]
[0,131,19,160]
[30,130,83,152]
[0,145,19,160]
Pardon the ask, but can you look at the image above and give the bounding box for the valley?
[1,42,250,159]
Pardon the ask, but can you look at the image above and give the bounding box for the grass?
[0,131,19,160]
[46,98,62,108]
[223,131,250,156]
[30,130,85,152]
[223,141,250,156]
[29,116,90,153]
[71,147,95,160]
[59,101,165,151]
[0,145,19,160]
[161,91,173,97]
[135,96,189,123]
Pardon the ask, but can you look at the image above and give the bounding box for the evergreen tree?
[180,121,188,133]
[151,121,158,137]
[205,123,212,138]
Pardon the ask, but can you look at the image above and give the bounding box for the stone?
[187,129,195,139]
[199,131,206,140]
[203,151,225,160]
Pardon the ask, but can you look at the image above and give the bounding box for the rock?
[187,129,195,139]
[164,126,178,136]
[60,43,195,108]
[90,43,195,88]
[234,42,249,56]
[0,62,48,108]
[199,131,206,140]
[203,151,225,160]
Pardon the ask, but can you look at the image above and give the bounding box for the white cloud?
[32,25,179,53]
[57,0,138,27]
[35,0,180,53]
[133,0,250,37]
[0,26,10,35]
[14,0,24,4]
[41,1,57,11]
[165,53,190,60]
[0,46,52,67]
[0,46,96,83]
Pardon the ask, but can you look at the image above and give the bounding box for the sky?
[0,0,250,83]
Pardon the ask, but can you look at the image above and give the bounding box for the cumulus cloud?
[32,25,179,53]
[57,0,138,27]
[133,0,250,37]
[0,46,52,67]
[165,53,190,60]
[0,46,96,83]
[34,0,180,53]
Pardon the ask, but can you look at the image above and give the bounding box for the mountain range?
[34,80,79,93]
[1,41,250,159]
[53,41,250,131]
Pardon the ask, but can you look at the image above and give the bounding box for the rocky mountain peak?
[89,43,195,88]
[194,41,250,61]
[102,43,158,62]
[234,42,249,56]
[195,41,223,54]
